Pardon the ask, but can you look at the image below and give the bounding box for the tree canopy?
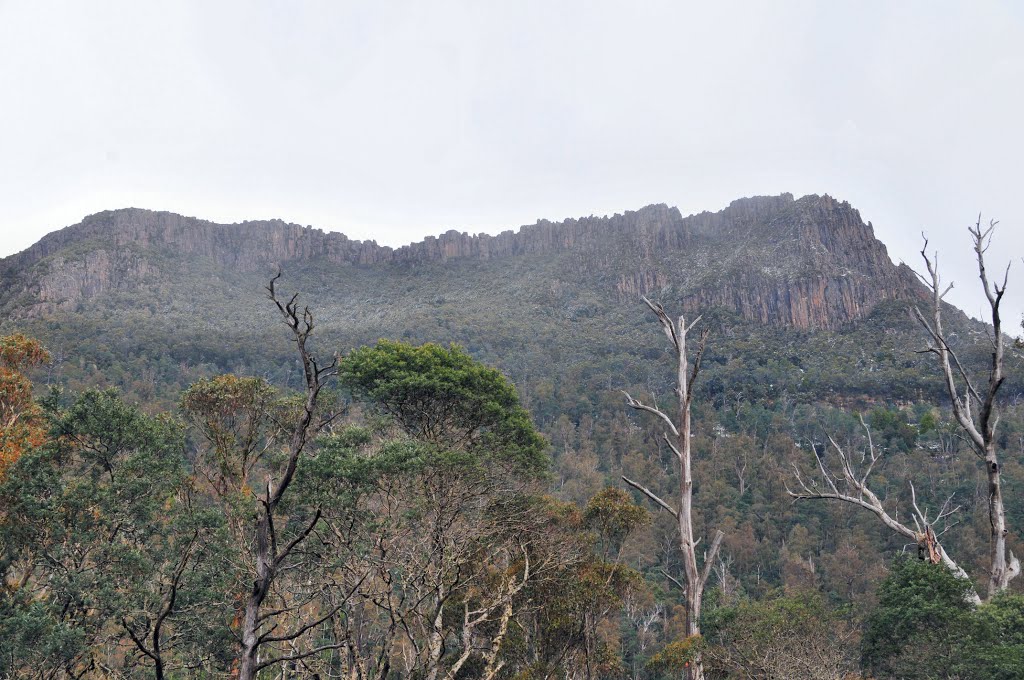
[0,334,50,478]
[340,340,548,473]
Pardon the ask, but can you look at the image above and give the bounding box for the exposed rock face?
[7,203,689,270]
[671,194,920,327]
[1,194,920,329]
[6,210,392,271]
[681,270,916,328]
[35,250,158,306]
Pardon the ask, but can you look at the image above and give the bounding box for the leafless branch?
[789,419,980,603]
[622,391,680,437]
[622,476,677,518]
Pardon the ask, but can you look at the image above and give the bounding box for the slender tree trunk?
[239,512,274,679]
[987,442,1012,594]
[481,600,514,679]
[623,300,723,680]
[423,590,446,680]
[677,337,717,679]
[235,275,339,680]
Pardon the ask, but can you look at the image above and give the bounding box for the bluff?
[1,193,920,330]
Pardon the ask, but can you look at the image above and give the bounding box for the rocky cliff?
[4,202,689,271]
[0,193,920,329]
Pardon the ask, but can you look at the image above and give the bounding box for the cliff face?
[6,203,688,270]
[673,194,920,327]
[1,194,919,329]
[5,210,393,270]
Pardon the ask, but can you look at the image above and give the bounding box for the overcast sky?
[1,1,1022,324]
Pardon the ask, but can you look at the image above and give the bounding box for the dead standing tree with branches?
[622,297,724,680]
[790,219,1019,603]
[789,415,981,604]
[913,219,1019,596]
[236,273,343,680]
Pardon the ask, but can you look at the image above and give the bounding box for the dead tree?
[789,415,981,604]
[236,273,341,680]
[790,220,1020,602]
[912,219,1020,596]
[622,297,724,680]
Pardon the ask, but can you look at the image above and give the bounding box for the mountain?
[4,190,1003,429]
[2,193,921,329]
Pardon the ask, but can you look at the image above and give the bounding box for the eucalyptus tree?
[913,220,1019,596]
[621,298,724,680]
[332,340,557,679]
[0,389,230,679]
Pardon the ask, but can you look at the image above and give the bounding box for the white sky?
[1,1,1022,325]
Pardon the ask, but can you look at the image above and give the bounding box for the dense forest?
[2,204,1024,679]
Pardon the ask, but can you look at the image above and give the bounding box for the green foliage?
[340,340,548,473]
[862,557,978,679]
[0,389,233,678]
[971,594,1024,677]
[293,428,424,509]
[0,598,84,679]
[584,487,650,559]
[868,406,918,453]
[646,636,703,674]
[702,591,857,679]
[917,408,939,436]
[179,374,282,496]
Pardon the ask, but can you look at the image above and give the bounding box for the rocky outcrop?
[6,203,688,272]
[1,194,921,328]
[36,250,157,307]
[675,194,917,328]
[681,271,914,328]
[4,210,393,271]
[617,270,669,299]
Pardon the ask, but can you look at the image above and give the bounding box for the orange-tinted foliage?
[0,334,50,477]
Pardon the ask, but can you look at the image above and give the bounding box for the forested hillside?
[2,194,1023,678]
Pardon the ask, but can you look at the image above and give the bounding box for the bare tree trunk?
[913,221,1020,597]
[481,599,514,679]
[423,589,446,680]
[239,513,275,679]
[623,298,723,680]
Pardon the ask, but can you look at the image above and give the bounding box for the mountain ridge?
[1,192,923,329]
